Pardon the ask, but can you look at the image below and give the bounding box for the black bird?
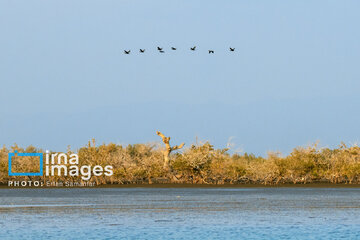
[171,47,177,50]
[157,47,163,51]
[230,47,235,51]
[190,46,196,51]
[139,49,145,53]
[124,50,130,54]
[159,50,165,53]
[208,50,214,54]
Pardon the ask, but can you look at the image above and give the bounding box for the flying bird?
[159,50,165,53]
[208,50,214,54]
[124,50,130,54]
[139,49,145,53]
[190,46,196,51]
[157,47,163,51]
[230,47,235,51]
[171,47,177,50]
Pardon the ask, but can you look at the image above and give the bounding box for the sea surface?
[0,188,360,239]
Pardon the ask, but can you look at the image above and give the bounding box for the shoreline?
[1,183,360,189]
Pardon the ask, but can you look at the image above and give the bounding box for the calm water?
[0,188,360,239]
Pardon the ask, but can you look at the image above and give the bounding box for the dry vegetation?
[1,139,360,185]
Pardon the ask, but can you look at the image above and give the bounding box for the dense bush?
[1,140,359,185]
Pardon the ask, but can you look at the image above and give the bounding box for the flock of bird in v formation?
[123,46,235,54]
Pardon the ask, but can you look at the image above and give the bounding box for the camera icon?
[8,150,43,176]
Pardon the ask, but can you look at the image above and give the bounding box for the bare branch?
[172,143,185,151]
[156,131,170,144]
[156,131,184,169]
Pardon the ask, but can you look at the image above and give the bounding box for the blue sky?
[0,0,359,155]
